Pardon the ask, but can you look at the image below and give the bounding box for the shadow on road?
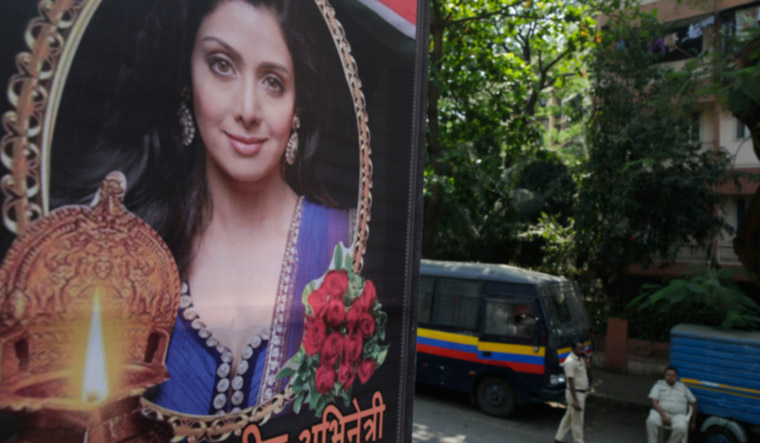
[414,383,566,420]
[413,383,651,443]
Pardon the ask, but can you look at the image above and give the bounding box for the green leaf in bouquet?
[362,349,375,362]
[291,348,305,365]
[341,388,352,407]
[342,243,353,270]
[277,348,306,380]
[349,271,362,286]
[376,345,389,365]
[301,367,315,384]
[345,275,362,305]
[308,382,320,411]
[294,392,305,414]
[333,243,344,270]
[314,397,329,416]
[376,311,388,340]
[276,367,295,379]
[363,334,379,350]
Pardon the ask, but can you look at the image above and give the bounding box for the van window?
[484,299,536,338]
[419,277,434,324]
[431,279,480,330]
[547,289,573,324]
[542,282,589,337]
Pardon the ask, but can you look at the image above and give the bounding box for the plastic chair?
[658,405,692,443]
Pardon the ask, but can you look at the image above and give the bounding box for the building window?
[737,199,746,227]
[736,120,748,140]
[736,6,760,40]
[689,112,701,143]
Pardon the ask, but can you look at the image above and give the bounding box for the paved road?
[412,385,648,443]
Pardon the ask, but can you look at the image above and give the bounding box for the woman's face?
[191,0,296,186]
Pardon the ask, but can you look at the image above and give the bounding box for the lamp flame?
[81,290,109,403]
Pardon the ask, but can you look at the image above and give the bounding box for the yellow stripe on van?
[557,340,592,355]
[682,383,760,401]
[478,341,545,356]
[418,328,545,355]
[681,377,760,398]
[418,328,479,345]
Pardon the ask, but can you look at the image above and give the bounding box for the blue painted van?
[416,260,592,417]
[670,324,760,443]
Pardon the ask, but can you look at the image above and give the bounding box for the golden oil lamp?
[0,172,179,442]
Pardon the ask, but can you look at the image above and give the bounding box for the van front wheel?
[476,377,515,417]
[705,425,738,443]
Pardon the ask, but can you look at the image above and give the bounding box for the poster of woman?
[0,0,426,441]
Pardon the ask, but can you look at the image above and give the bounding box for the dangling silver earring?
[285,115,300,165]
[178,87,195,146]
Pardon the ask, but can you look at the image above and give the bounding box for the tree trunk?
[423,0,445,258]
[735,189,760,279]
[732,35,760,283]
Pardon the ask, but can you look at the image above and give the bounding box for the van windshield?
[541,282,589,337]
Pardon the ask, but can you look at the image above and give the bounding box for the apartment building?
[632,0,760,279]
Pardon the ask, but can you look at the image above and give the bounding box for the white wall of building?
[720,112,759,168]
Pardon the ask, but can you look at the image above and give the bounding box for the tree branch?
[542,48,571,76]
[538,50,543,73]
[437,0,532,30]
[521,32,531,63]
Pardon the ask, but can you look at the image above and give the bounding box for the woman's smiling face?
[191,0,296,186]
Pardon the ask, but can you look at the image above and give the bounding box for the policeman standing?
[554,341,589,443]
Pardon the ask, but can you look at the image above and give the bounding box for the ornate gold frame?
[1,0,102,235]
[2,0,374,440]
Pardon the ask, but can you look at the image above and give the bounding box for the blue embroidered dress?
[148,198,352,415]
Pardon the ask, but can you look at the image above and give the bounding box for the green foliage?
[424,0,599,263]
[520,212,577,276]
[627,267,760,330]
[723,49,760,133]
[508,150,576,222]
[701,20,760,127]
[574,11,736,300]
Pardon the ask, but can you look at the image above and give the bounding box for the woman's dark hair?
[51,0,331,275]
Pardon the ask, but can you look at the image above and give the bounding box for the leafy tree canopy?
[424,0,598,262]
[574,11,736,299]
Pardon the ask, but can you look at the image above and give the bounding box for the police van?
[416,260,593,416]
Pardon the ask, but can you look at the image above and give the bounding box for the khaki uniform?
[555,352,589,443]
[646,380,696,443]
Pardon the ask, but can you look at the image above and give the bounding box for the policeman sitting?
[646,366,697,443]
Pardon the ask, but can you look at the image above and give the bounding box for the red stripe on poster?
[375,0,417,25]
[417,344,545,375]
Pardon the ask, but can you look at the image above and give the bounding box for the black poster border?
[397,0,430,441]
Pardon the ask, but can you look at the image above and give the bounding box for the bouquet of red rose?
[277,243,388,415]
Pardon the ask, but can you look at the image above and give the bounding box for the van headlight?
[550,374,565,385]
